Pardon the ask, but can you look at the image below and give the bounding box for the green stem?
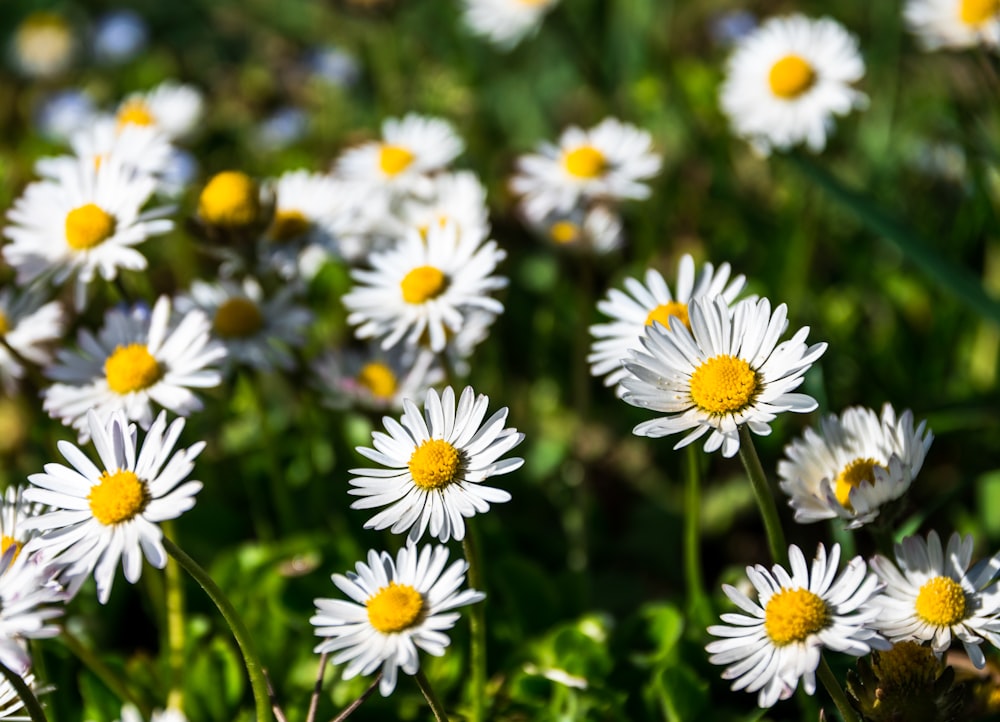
[163,521,186,712]
[0,660,47,722]
[817,655,860,722]
[462,528,487,722]
[60,628,149,717]
[327,671,380,722]
[414,668,450,722]
[737,425,788,566]
[163,537,272,721]
[683,445,711,626]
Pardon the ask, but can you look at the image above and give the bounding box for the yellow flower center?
[873,641,940,691]
[105,344,162,394]
[267,209,310,242]
[0,535,22,563]
[549,221,580,245]
[378,144,415,176]
[764,587,829,646]
[197,171,261,227]
[213,298,263,339]
[366,582,425,633]
[961,0,1000,25]
[358,362,398,400]
[116,99,155,129]
[563,145,606,179]
[0,312,9,336]
[400,266,447,304]
[768,54,816,99]
[645,301,690,331]
[689,355,759,416]
[833,457,886,509]
[915,576,967,627]
[408,439,461,490]
[88,469,150,526]
[65,203,116,251]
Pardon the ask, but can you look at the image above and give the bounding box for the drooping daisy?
[23,409,205,604]
[3,157,173,309]
[621,295,826,458]
[510,117,662,222]
[312,344,444,412]
[348,385,524,542]
[869,530,1000,669]
[460,0,560,50]
[536,203,624,255]
[343,221,507,353]
[719,14,867,155]
[41,296,225,439]
[311,543,484,696]
[0,543,66,675]
[0,287,66,395]
[114,80,204,140]
[589,255,747,396]
[706,542,887,708]
[904,0,1000,49]
[778,404,933,528]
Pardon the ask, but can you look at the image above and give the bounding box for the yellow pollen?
[645,301,690,331]
[873,641,940,691]
[267,209,310,242]
[366,582,425,633]
[768,55,817,99]
[378,144,415,176]
[358,362,398,400]
[961,0,1000,24]
[197,171,261,227]
[401,266,447,304]
[0,312,9,335]
[915,576,967,627]
[0,535,22,563]
[689,355,759,415]
[105,344,162,394]
[65,203,116,250]
[116,99,155,129]
[833,457,886,509]
[549,220,580,245]
[563,145,606,179]
[764,587,829,646]
[88,469,149,526]
[409,439,461,490]
[213,298,263,339]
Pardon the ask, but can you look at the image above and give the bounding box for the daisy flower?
[706,542,886,708]
[0,672,46,719]
[3,157,173,309]
[11,11,75,79]
[869,530,1000,669]
[0,486,46,559]
[41,296,225,439]
[0,543,66,675]
[114,80,204,140]
[536,204,624,255]
[116,704,187,722]
[23,409,205,604]
[313,344,444,412]
[510,117,661,222]
[460,0,560,50]
[778,404,933,528]
[348,385,524,543]
[175,277,312,374]
[0,288,65,394]
[905,0,1000,49]
[311,543,484,696]
[343,221,507,353]
[719,14,867,155]
[620,295,826,458]
[589,255,747,396]
[396,170,491,243]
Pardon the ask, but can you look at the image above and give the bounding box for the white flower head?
[621,295,826,458]
[905,0,1000,50]
[114,81,204,140]
[23,410,205,604]
[535,203,624,255]
[396,170,491,243]
[0,287,66,395]
[349,386,524,543]
[312,344,444,412]
[0,545,66,675]
[707,543,887,708]
[0,672,46,719]
[719,14,867,155]
[589,255,748,396]
[0,486,46,556]
[116,704,187,722]
[311,543,485,696]
[460,0,560,50]
[778,404,933,528]
[869,530,1000,669]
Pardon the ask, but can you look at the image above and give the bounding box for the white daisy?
[10,11,75,79]
[311,543,484,696]
[114,706,187,722]
[0,287,66,395]
[23,409,204,604]
[348,385,524,543]
[396,170,491,243]
[0,544,66,675]
[706,542,887,708]
[536,204,624,255]
[174,277,312,374]
[510,117,661,222]
[0,672,45,719]
[460,0,559,50]
[869,530,1000,669]
[589,256,748,396]
[312,344,444,412]
[41,296,225,439]
[343,221,507,353]
[620,295,826,458]
[905,0,1000,50]
[3,156,173,309]
[0,486,45,558]
[778,404,933,528]
[114,81,204,140]
[719,14,867,155]
[440,308,500,379]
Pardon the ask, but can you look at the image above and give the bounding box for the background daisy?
[905,0,1000,49]
[460,0,560,49]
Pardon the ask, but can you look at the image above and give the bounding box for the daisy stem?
[462,527,487,722]
[163,536,272,721]
[415,668,451,722]
[683,445,711,626]
[0,660,47,722]
[328,671,381,722]
[163,520,186,711]
[817,655,860,722]
[60,628,150,717]
[305,652,329,722]
[737,425,788,566]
